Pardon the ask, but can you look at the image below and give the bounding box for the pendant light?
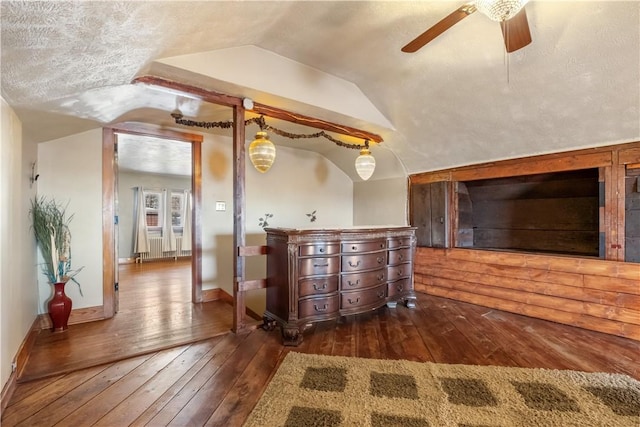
[355,140,375,181]
[249,130,276,173]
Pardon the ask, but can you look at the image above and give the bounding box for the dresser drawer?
[342,269,387,290]
[299,256,340,277]
[387,237,412,249]
[388,263,411,280]
[299,243,340,257]
[340,284,387,309]
[388,248,412,265]
[299,295,339,318]
[299,276,339,298]
[341,240,386,253]
[388,278,412,298]
[342,253,386,272]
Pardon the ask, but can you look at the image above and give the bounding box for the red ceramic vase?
[48,282,72,332]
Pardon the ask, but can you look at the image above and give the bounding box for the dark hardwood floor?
[4,263,639,426]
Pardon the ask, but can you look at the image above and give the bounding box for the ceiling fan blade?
[401,4,476,53]
[500,7,532,53]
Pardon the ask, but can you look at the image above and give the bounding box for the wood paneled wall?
[414,247,640,340]
[410,141,640,340]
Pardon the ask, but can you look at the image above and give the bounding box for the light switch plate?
[215,201,226,211]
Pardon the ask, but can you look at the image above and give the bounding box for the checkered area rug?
[244,352,640,427]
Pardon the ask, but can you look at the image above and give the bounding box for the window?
[144,191,162,228]
[143,190,185,231]
[171,193,184,227]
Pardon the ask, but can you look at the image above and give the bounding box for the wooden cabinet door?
[410,181,448,247]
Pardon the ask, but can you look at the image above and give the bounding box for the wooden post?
[233,104,248,334]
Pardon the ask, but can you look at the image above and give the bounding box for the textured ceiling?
[1,1,639,179]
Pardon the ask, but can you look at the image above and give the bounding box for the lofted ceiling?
[1,1,638,180]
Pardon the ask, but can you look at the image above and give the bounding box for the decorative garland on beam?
[171,112,368,150]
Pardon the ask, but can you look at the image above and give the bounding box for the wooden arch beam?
[132,75,383,143]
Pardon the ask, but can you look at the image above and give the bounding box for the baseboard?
[37,305,106,330]
[1,316,41,411]
[201,288,262,321]
[201,288,224,302]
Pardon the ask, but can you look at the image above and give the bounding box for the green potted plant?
[30,196,83,332]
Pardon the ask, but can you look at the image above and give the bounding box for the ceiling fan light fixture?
[249,131,276,173]
[355,145,376,181]
[475,0,528,22]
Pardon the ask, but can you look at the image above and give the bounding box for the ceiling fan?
[402,0,532,54]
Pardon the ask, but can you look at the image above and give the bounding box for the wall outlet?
[215,201,226,211]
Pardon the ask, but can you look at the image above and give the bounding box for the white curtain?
[133,187,149,254]
[162,188,176,252]
[182,190,192,251]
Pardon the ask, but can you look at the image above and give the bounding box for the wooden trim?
[201,288,223,302]
[614,153,626,261]
[37,305,106,330]
[192,139,203,303]
[627,163,640,169]
[238,279,267,292]
[102,128,116,318]
[102,123,204,317]
[218,289,263,323]
[238,245,268,256]
[132,75,383,144]
[252,102,383,143]
[105,121,203,143]
[618,147,640,165]
[233,105,248,334]
[410,142,640,185]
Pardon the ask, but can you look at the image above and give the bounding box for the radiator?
[138,236,191,262]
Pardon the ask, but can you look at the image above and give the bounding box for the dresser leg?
[281,326,304,346]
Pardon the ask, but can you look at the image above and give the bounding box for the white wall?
[1,98,39,391]
[353,177,408,226]
[201,133,354,314]
[37,129,103,312]
[117,171,191,260]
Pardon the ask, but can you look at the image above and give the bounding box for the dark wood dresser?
[264,227,416,345]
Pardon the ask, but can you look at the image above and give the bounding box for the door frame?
[102,122,204,318]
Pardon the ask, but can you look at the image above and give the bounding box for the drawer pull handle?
[351,245,358,251]
[398,254,404,260]
[348,260,361,268]
[397,271,403,277]
[347,297,360,305]
[377,274,384,281]
[319,248,324,253]
[377,291,385,298]
[347,279,360,287]
[313,283,327,291]
[377,257,384,264]
[314,263,329,268]
[380,243,385,248]
[314,304,329,312]
[396,285,404,292]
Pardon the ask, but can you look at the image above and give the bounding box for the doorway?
[102,124,203,319]
[116,133,193,314]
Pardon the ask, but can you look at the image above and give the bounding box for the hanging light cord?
[171,112,365,150]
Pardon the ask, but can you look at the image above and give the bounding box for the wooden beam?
[131,75,383,143]
[233,104,248,334]
[238,279,267,292]
[238,245,268,256]
[252,102,383,143]
[132,75,242,108]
